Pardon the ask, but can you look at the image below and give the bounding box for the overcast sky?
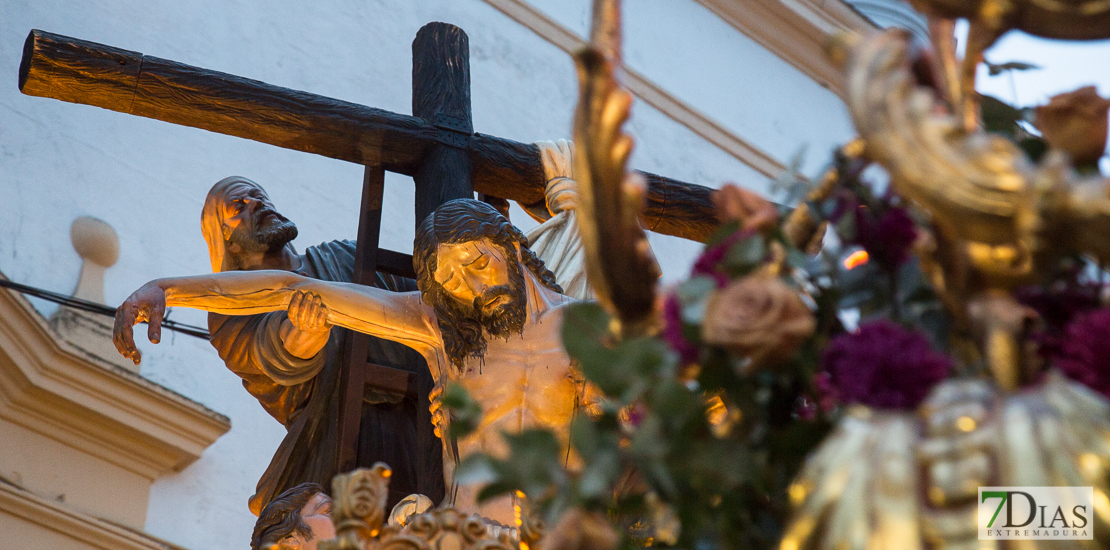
[974,30,1110,106]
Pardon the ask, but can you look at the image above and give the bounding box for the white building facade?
[0,0,921,548]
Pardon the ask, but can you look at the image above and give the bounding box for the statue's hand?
[288,290,331,332]
[281,291,332,359]
[113,282,167,365]
[428,384,446,439]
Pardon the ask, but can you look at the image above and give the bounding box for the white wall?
[0,0,856,548]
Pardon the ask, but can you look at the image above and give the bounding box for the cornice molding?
[693,0,875,97]
[0,282,230,481]
[0,480,185,550]
[480,0,786,177]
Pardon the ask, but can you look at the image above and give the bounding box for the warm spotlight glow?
[788,483,808,505]
[1080,453,1102,477]
[843,250,869,270]
[956,416,976,432]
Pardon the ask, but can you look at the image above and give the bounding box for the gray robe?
[207,240,443,513]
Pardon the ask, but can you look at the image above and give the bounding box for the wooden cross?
[18,23,722,502]
[334,23,476,502]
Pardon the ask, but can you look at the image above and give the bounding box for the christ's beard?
[472,285,526,337]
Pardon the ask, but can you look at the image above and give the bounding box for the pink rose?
[1034,86,1110,166]
[702,276,815,366]
[714,184,780,234]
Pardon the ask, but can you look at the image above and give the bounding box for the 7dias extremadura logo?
[979,487,1093,540]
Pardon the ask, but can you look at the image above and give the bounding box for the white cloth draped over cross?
[525,139,593,301]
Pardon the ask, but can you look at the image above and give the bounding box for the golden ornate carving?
[572,0,660,338]
[320,465,521,550]
[782,374,1110,549]
[377,508,516,550]
[780,9,1110,548]
[320,464,392,550]
[830,27,1110,386]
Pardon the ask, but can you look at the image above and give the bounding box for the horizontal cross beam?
[19,30,722,242]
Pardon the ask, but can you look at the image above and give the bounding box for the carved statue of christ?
[114,198,588,525]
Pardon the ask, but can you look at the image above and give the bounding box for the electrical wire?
[0,278,210,340]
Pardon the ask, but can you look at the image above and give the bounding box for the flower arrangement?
[442,35,1110,550]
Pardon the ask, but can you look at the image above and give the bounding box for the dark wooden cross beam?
[19,29,720,243]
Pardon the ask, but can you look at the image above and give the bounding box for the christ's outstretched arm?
[113,270,439,364]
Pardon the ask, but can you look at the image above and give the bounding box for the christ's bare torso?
[416,275,579,522]
[446,289,580,521]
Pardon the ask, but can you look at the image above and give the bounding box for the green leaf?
[442,384,483,439]
[502,429,568,498]
[652,380,697,420]
[579,450,621,498]
[562,303,629,395]
[724,235,766,270]
[705,220,743,247]
[1019,137,1048,163]
[476,481,518,503]
[985,60,1040,76]
[833,209,856,242]
[628,415,666,461]
[980,94,1024,138]
[570,416,601,459]
[454,454,499,486]
[677,276,718,325]
[786,247,810,270]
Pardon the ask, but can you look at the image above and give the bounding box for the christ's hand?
[429,383,447,439]
[280,290,333,359]
[113,281,167,365]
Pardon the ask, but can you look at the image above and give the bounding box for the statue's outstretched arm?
[113,270,437,364]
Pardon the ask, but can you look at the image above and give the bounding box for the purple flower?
[855,206,917,270]
[1054,309,1110,398]
[663,293,700,365]
[813,371,837,412]
[1015,284,1101,331]
[1016,284,1102,364]
[821,321,952,410]
[692,228,755,288]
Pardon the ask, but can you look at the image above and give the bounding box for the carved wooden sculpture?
[19,22,736,512]
[113,197,594,527]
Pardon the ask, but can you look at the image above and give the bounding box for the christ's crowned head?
[414,199,562,369]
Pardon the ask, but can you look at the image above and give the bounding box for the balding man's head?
[201,176,297,272]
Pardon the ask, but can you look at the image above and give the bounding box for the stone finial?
[51,216,135,372]
[69,216,119,304]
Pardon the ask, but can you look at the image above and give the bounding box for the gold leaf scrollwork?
[572,0,660,338]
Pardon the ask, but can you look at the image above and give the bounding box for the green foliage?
[979,93,1048,162]
[449,224,834,548]
[442,383,482,440]
[444,134,1103,547]
[984,60,1040,76]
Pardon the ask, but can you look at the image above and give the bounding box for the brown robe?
[207,240,444,514]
